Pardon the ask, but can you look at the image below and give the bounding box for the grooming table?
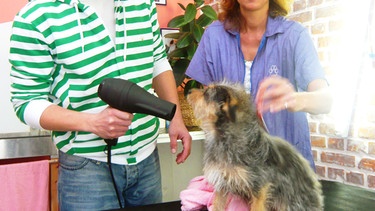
[109,180,375,211]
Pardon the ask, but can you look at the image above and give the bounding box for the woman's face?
[237,0,269,12]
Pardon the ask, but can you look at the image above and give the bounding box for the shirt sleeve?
[185,25,215,85]
[153,57,172,77]
[294,28,326,91]
[150,0,170,77]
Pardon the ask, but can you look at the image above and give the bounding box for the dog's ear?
[221,97,238,122]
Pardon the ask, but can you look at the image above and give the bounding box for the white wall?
[159,141,204,202]
[0,21,30,134]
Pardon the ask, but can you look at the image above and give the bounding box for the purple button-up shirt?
[186,16,326,168]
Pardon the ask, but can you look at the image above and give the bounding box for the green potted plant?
[166,0,218,96]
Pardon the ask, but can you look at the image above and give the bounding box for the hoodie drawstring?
[72,0,85,53]
[122,6,127,59]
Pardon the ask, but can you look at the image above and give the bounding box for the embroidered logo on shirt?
[268,65,279,76]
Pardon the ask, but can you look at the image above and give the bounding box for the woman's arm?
[256,76,332,114]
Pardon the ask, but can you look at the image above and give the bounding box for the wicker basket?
[178,91,201,127]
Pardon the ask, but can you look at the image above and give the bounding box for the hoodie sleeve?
[150,0,172,77]
[9,13,54,129]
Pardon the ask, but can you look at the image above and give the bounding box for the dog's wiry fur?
[187,82,323,211]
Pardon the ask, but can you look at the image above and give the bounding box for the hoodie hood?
[52,0,86,53]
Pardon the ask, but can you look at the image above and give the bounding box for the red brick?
[346,172,364,186]
[315,165,326,177]
[319,122,336,135]
[369,142,375,155]
[311,22,326,35]
[328,138,344,150]
[347,139,367,153]
[327,167,345,180]
[321,152,355,167]
[308,0,323,7]
[368,175,375,188]
[293,0,307,12]
[315,5,342,19]
[358,158,375,172]
[311,136,326,148]
[358,125,375,139]
[309,121,318,133]
[288,11,312,23]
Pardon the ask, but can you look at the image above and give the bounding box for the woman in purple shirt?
[186,0,332,169]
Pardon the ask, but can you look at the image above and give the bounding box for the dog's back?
[262,133,323,210]
[187,82,323,211]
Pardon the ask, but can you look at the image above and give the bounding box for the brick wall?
[289,0,375,189]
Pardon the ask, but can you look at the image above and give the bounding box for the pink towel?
[180,176,250,211]
[0,159,50,211]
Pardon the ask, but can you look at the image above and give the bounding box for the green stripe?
[128,27,150,36]
[10,59,54,69]
[54,131,76,149]
[63,48,115,69]
[127,15,149,24]
[34,10,74,29]
[22,2,60,18]
[10,47,49,57]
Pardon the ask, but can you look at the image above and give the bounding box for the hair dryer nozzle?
[98,78,176,121]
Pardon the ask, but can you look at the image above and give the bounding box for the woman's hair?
[218,0,293,31]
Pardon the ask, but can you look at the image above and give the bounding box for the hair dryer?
[98,78,176,121]
[97,78,176,146]
[98,78,176,120]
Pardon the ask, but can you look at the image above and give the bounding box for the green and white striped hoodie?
[9,0,171,165]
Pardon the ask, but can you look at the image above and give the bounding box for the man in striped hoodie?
[9,0,192,210]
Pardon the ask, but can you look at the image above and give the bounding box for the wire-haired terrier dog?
[186,82,323,211]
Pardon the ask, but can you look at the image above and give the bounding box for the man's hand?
[168,119,192,164]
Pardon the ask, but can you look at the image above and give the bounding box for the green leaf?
[177,3,186,10]
[194,0,204,8]
[164,32,182,39]
[168,47,187,58]
[196,13,214,28]
[184,4,197,23]
[180,23,191,32]
[192,24,204,43]
[186,42,198,59]
[167,15,186,28]
[184,80,203,96]
[201,5,218,20]
[172,59,190,87]
[176,32,194,48]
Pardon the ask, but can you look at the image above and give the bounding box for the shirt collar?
[227,16,286,37]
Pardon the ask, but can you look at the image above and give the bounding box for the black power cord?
[104,138,123,209]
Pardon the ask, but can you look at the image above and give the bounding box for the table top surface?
[108,180,375,211]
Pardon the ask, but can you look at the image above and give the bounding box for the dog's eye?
[213,87,229,103]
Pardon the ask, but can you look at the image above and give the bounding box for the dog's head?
[187,82,256,131]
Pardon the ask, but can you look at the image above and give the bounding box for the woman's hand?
[256,76,296,113]
[255,76,332,114]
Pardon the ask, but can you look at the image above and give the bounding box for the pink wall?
[0,0,28,23]
[156,0,193,28]
[0,0,191,26]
